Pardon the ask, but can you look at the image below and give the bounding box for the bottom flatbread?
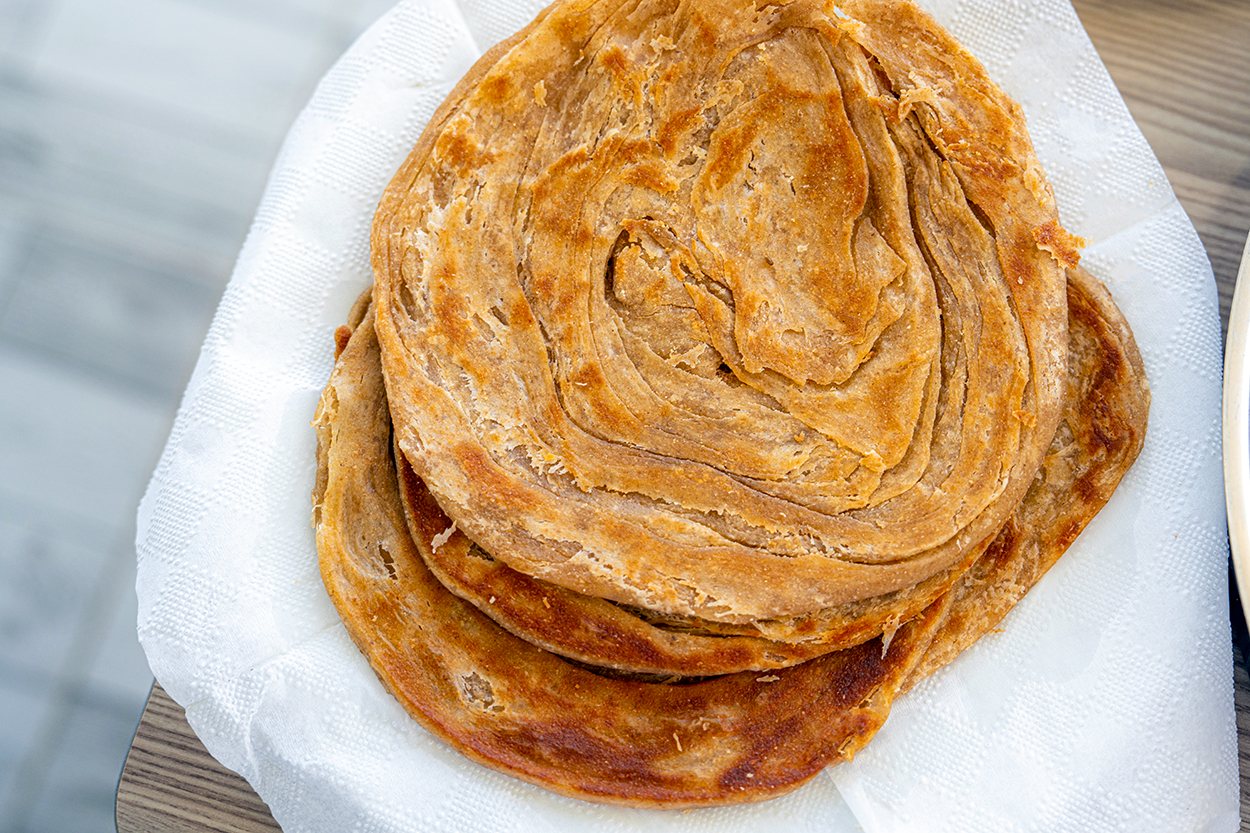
[314,306,952,807]
[311,266,1147,807]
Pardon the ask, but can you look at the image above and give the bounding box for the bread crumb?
[1033,219,1085,268]
[880,617,901,658]
[756,674,780,683]
[542,597,551,608]
[334,325,353,359]
[431,522,457,551]
[897,85,939,120]
[673,732,683,751]
[533,80,547,106]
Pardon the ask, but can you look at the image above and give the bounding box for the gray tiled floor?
[0,0,400,829]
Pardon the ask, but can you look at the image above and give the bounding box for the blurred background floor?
[0,0,397,829]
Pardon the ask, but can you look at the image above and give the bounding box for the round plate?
[1222,231,1250,626]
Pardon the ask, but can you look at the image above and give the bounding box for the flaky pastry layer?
[371,0,1076,622]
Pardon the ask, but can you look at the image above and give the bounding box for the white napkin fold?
[135,0,1239,830]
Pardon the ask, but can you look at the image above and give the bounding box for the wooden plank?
[1073,0,1250,334]
[1237,646,1250,830]
[115,683,280,833]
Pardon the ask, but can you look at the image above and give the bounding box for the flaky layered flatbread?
[369,0,1080,628]
[314,0,1148,807]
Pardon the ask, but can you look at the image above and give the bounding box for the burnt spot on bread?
[823,638,890,709]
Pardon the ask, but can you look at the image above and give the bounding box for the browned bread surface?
[313,310,951,807]
[311,0,1150,808]
[369,0,1072,627]
[902,265,1150,689]
[311,261,1148,805]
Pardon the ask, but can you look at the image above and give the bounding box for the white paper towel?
[135,0,1239,830]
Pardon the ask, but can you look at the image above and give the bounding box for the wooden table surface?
[114,1,1250,830]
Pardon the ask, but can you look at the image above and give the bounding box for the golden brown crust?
[396,451,842,675]
[369,0,1072,625]
[313,310,951,807]
[311,260,1148,804]
[313,0,1151,808]
[901,266,1150,688]
[398,434,997,663]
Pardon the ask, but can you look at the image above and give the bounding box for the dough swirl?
[371,0,1074,622]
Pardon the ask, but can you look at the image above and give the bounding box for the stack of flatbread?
[312,0,1149,808]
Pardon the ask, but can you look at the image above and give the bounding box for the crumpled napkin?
[134,0,1239,830]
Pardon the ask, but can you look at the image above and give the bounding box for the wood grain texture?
[1238,646,1250,833]
[1074,0,1250,334]
[115,683,280,832]
[115,0,1250,829]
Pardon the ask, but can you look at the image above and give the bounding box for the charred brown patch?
[478,72,514,105]
[656,105,704,157]
[819,638,889,709]
[334,325,353,359]
[452,441,541,515]
[597,44,632,80]
[490,716,660,779]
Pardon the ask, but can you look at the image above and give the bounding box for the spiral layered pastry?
[315,0,1148,807]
